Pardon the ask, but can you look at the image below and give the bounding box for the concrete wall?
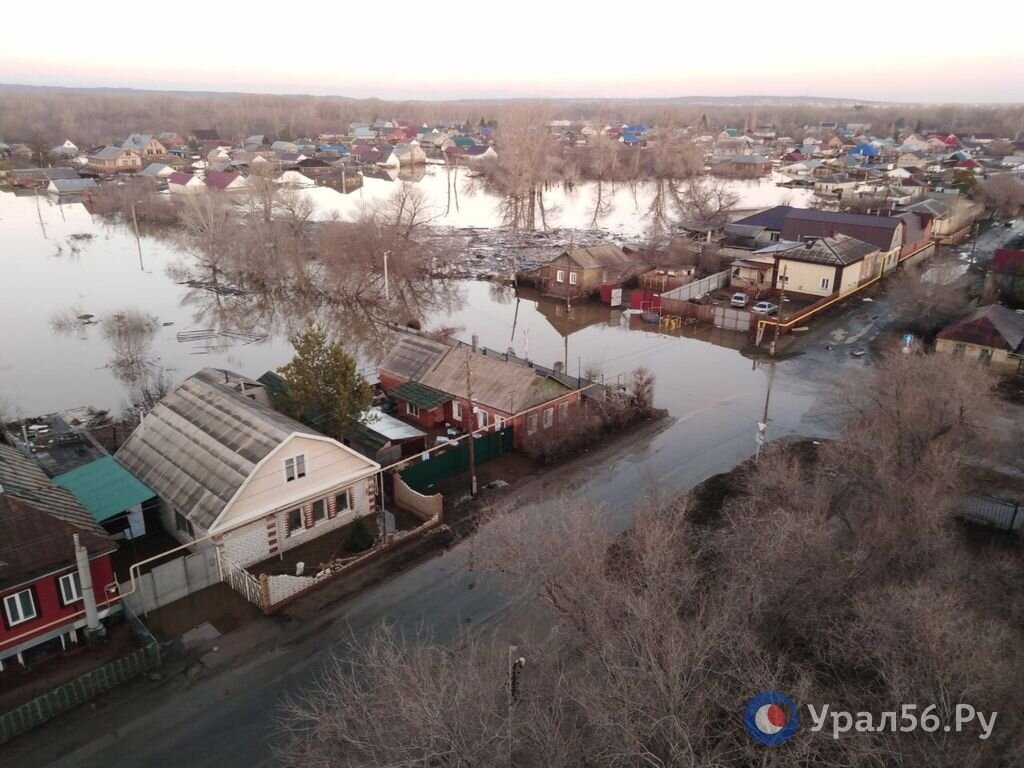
[393,474,443,522]
[935,339,1022,373]
[660,270,730,302]
[121,549,220,615]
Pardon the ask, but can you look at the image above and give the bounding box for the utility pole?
[131,199,144,271]
[507,645,526,768]
[383,249,391,302]
[769,264,788,357]
[755,360,774,462]
[465,348,477,497]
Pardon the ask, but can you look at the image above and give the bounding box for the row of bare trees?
[3,85,1021,150]
[277,349,1023,767]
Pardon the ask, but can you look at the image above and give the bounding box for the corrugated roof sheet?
[379,335,451,381]
[938,305,1024,352]
[115,368,320,530]
[420,349,572,413]
[0,443,107,536]
[778,234,878,266]
[564,244,633,270]
[53,456,155,524]
[389,381,452,410]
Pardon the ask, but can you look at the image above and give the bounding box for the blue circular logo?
[744,690,799,746]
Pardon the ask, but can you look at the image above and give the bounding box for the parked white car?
[751,301,779,315]
[730,292,749,307]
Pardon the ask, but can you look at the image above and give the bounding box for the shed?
[53,456,156,539]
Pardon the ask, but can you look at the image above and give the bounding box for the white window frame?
[542,407,554,429]
[820,277,830,290]
[312,498,327,525]
[558,402,569,421]
[58,572,82,605]
[476,409,488,430]
[287,507,303,535]
[284,454,307,482]
[527,413,539,435]
[175,510,194,539]
[335,489,351,512]
[407,402,421,417]
[494,415,505,430]
[4,589,37,626]
[568,271,578,285]
[556,269,565,283]
[452,401,463,420]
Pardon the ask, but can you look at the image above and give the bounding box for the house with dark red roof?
[0,444,119,669]
[936,304,1024,373]
[203,171,248,191]
[986,248,1024,307]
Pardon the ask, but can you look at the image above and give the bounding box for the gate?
[958,494,1021,534]
[400,427,514,492]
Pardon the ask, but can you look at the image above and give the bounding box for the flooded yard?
[1,175,831,464]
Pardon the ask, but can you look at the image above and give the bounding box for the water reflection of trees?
[164,182,464,362]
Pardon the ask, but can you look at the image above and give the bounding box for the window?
[542,408,554,429]
[4,589,37,626]
[284,454,307,482]
[407,402,421,417]
[953,344,966,357]
[312,499,326,525]
[335,490,351,513]
[558,402,569,421]
[820,277,830,290]
[569,271,578,285]
[58,572,82,606]
[769,231,780,242]
[556,269,565,283]
[979,348,993,365]
[494,415,505,430]
[452,401,462,420]
[527,413,539,435]
[287,508,303,535]
[778,274,789,284]
[175,511,194,539]
[476,409,488,430]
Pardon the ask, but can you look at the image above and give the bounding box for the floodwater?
[0,178,825,453]
[310,167,813,231]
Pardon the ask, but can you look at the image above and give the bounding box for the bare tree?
[886,264,971,337]
[981,173,1024,219]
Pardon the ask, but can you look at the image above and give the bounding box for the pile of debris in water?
[435,226,638,280]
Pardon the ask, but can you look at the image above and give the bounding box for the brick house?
[936,304,1024,373]
[379,335,583,450]
[115,369,381,571]
[538,244,647,301]
[0,445,119,669]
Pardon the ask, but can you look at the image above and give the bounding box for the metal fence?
[958,494,1021,533]
[0,642,161,744]
[120,548,221,615]
[400,427,514,493]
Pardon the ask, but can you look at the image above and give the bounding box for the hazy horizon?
[2,1,1022,104]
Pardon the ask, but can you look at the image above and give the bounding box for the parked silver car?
[730,292,749,307]
[751,301,779,315]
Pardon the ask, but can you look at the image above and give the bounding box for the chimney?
[74,534,104,644]
[471,333,479,353]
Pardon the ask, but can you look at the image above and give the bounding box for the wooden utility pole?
[131,200,144,271]
[465,348,477,496]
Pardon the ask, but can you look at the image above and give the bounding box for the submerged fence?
[958,494,1021,534]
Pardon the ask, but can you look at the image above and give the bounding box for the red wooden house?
[0,444,119,670]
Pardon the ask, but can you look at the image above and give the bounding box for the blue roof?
[850,143,879,157]
[320,144,348,154]
[53,456,155,524]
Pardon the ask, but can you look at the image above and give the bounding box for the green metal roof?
[389,381,451,410]
[53,456,155,524]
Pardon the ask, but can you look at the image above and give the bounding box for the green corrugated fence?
[0,642,161,744]
[400,427,513,492]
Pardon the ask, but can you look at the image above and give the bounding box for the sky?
[2,2,1022,103]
